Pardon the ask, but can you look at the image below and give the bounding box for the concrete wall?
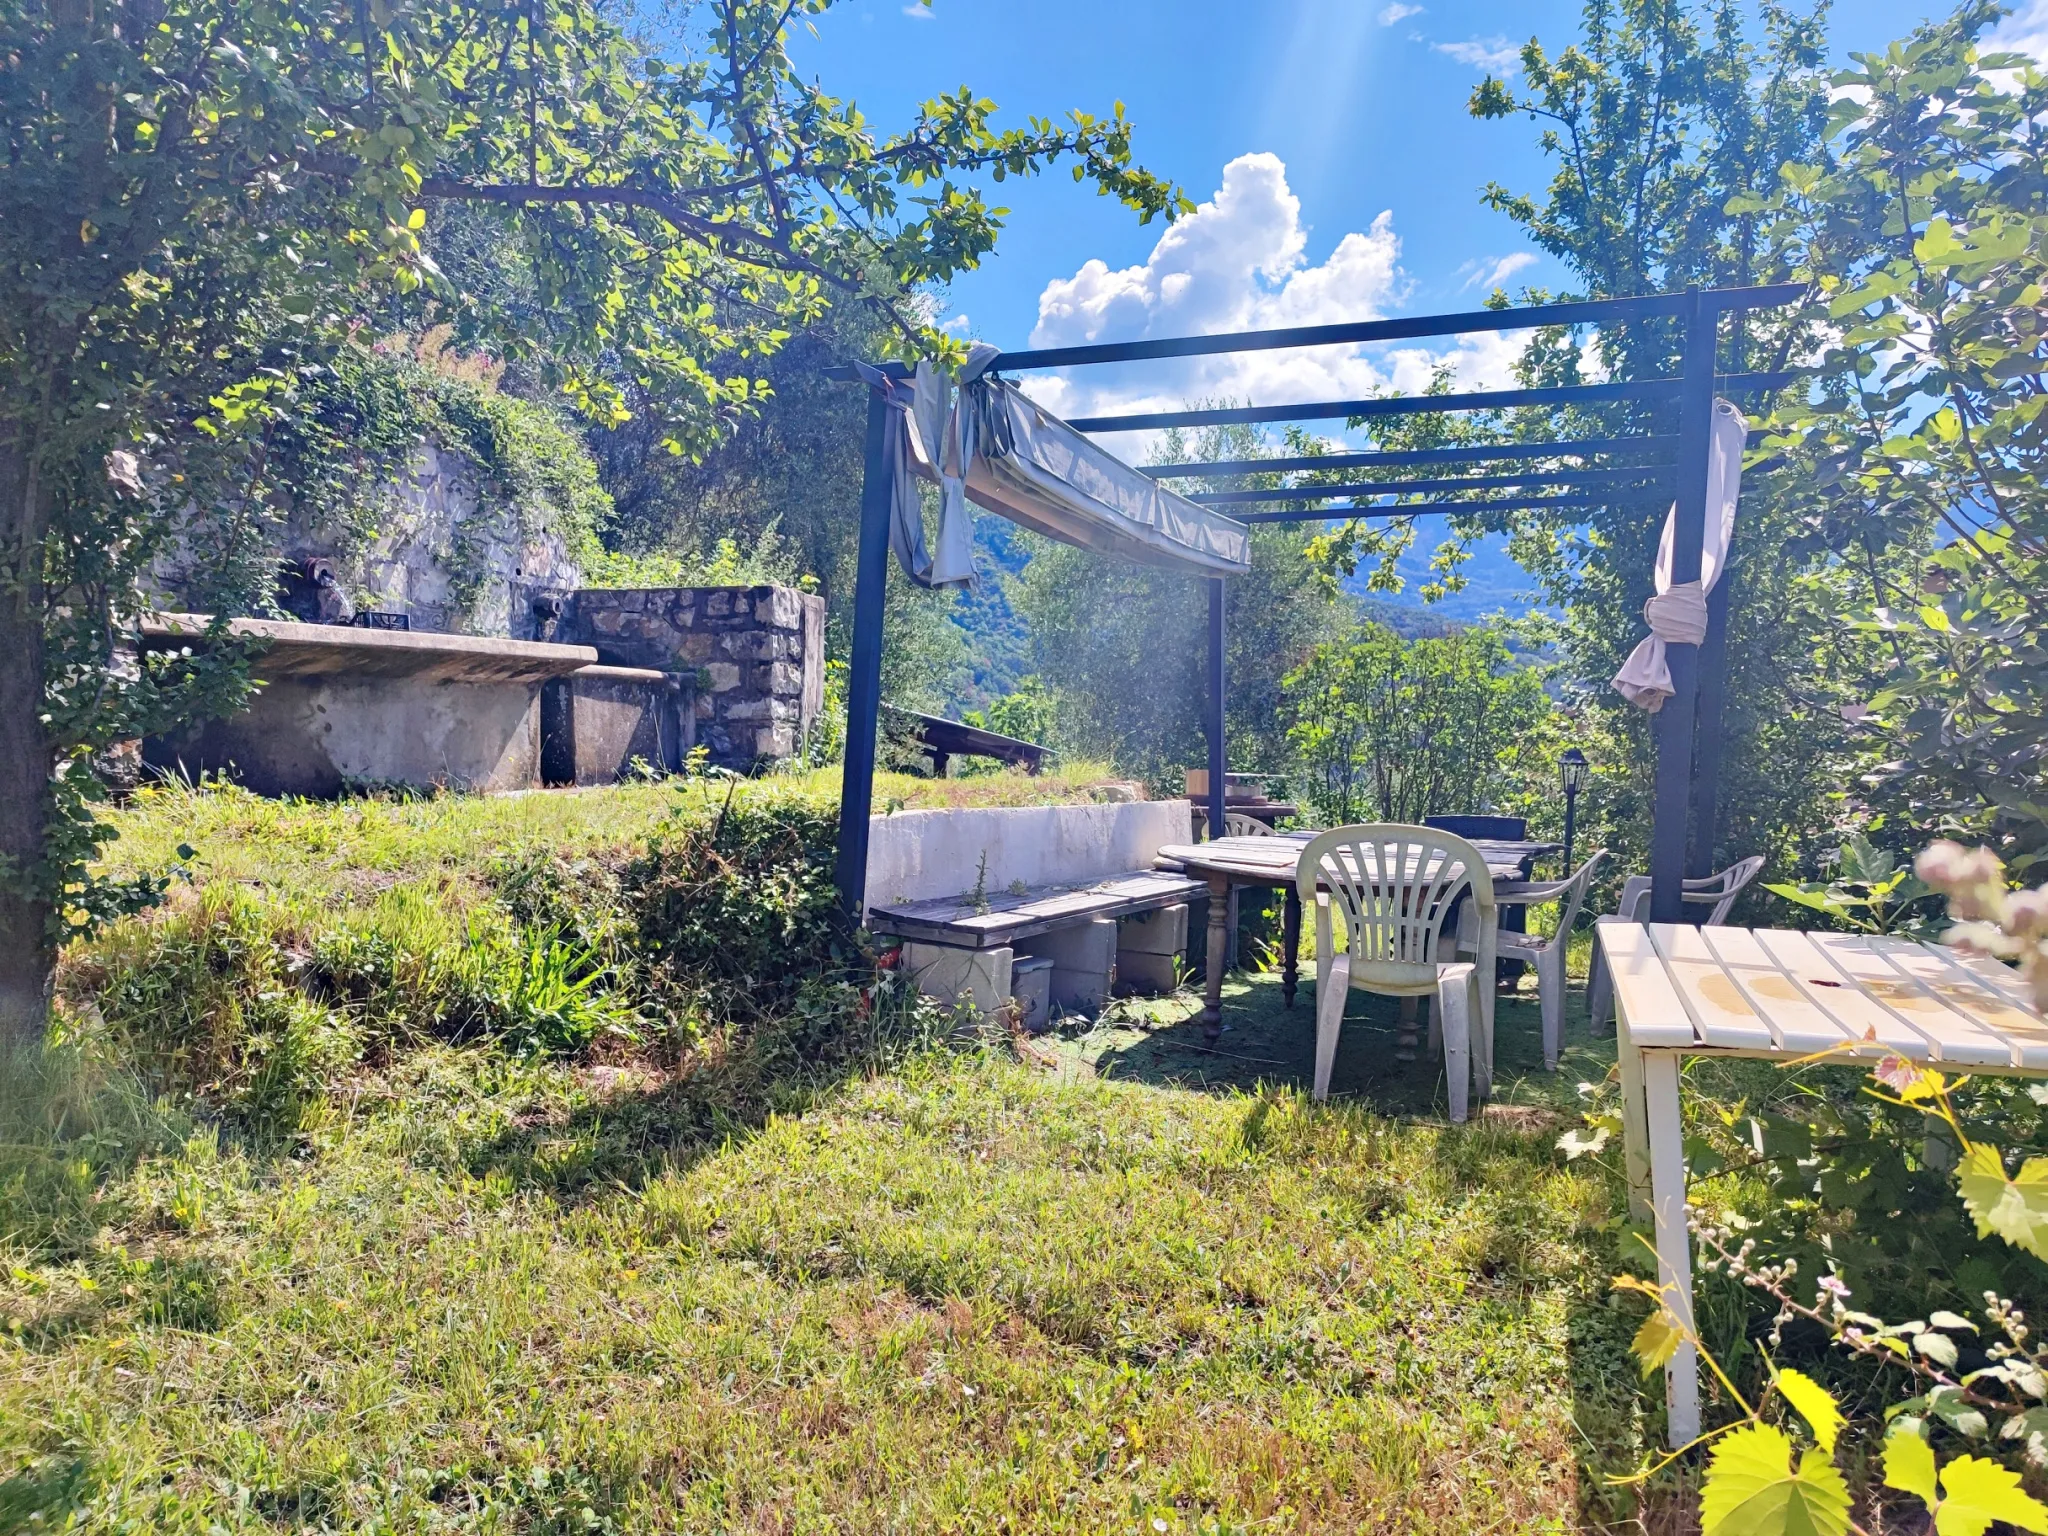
[559,586,826,769]
[863,800,1194,913]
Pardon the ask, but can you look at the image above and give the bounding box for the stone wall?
[560,586,826,768]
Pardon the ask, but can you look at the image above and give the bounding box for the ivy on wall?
[265,333,613,618]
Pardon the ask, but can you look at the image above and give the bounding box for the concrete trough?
[141,614,598,796]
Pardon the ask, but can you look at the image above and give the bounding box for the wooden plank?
[1864,938,2048,1069]
[872,872,1204,947]
[1599,922,1697,1047]
[1648,924,1776,1051]
[1804,933,2018,1067]
[1748,929,1935,1060]
[1694,928,1862,1055]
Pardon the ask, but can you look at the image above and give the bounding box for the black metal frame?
[830,281,1803,927]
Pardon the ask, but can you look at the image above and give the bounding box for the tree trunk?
[0,414,53,1050]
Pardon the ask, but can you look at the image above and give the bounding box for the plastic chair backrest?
[1223,811,1277,838]
[1617,855,1767,925]
[1423,814,1528,841]
[1299,824,1496,990]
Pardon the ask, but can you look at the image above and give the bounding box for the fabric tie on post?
[854,359,976,592]
[1612,399,1746,712]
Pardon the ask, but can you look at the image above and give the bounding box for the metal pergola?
[829,282,1803,929]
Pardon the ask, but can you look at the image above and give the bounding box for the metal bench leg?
[1643,1049,1700,1447]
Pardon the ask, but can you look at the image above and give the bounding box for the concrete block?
[1118,903,1188,955]
[903,942,1014,1019]
[1022,918,1117,1018]
[704,662,741,692]
[1011,955,1054,1033]
[863,801,1194,911]
[1116,951,1182,994]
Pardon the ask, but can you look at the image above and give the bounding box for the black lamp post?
[1560,746,1589,872]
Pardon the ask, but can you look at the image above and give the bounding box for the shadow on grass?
[1073,966,1617,1121]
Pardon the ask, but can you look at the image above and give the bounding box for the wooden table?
[1598,920,2048,1447]
[1155,834,1559,1039]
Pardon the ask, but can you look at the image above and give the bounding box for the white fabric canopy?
[1612,399,1746,713]
[867,349,1252,583]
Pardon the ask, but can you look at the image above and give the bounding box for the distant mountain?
[947,518,1032,711]
[1345,521,1549,625]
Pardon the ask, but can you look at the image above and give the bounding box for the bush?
[618,792,852,1024]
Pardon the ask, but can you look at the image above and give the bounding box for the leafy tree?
[1010,423,1350,787]
[1748,4,2048,876]
[1465,0,1892,892]
[1281,621,1552,827]
[0,0,1188,1044]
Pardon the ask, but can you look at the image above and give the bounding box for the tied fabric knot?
[1611,399,1747,713]
[854,357,979,591]
[1641,582,1709,647]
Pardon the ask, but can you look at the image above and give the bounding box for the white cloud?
[1434,36,1522,76]
[1376,3,1422,24]
[1989,1,2048,70]
[1457,252,1538,293]
[901,2,934,17]
[1019,153,1526,437]
[941,313,971,334]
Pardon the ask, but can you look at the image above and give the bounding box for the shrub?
[618,792,852,1024]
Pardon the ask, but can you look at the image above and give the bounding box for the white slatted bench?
[1599,918,2048,1447]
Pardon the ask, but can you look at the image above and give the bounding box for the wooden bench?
[871,870,1204,1024]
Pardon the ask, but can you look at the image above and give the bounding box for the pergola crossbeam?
[1066,371,1797,434]
[1186,466,1669,506]
[1144,436,1680,480]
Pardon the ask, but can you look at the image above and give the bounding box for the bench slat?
[872,872,1205,949]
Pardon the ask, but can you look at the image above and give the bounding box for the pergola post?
[832,384,895,921]
[1648,294,1719,923]
[1687,568,1735,879]
[1206,577,1227,840]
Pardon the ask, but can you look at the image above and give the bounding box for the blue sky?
[797,0,1961,375]
[790,0,2034,616]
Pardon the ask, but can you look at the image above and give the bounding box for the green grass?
[0,782,1669,1533]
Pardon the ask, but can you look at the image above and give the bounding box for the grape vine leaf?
[1630,1307,1684,1378]
[1775,1368,1845,1454]
[1701,1424,1853,1536]
[1956,1144,2048,1260]
[1931,1454,2048,1536]
[1883,1427,1939,1511]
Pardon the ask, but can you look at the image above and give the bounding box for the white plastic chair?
[1223,811,1277,838]
[1587,855,1766,1030]
[1458,850,1609,1071]
[1300,825,1497,1122]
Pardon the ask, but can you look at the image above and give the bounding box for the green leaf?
[1916,1330,1961,1369]
[1630,1307,1685,1378]
[1701,1424,1852,1536]
[1776,1368,1845,1454]
[1884,1427,1939,1513]
[1935,1454,2048,1536]
[1957,1145,2048,1260]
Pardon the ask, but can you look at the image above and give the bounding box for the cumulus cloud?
[1435,36,1522,75]
[1377,3,1422,24]
[1018,153,1527,437]
[1990,1,2048,68]
[1457,252,1538,293]
[901,2,933,17]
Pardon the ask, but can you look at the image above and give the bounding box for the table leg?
[1282,887,1301,1009]
[1616,1014,1653,1224]
[1202,872,1229,1041]
[1644,1049,1700,1448]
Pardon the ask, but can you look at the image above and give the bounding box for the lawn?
[1,780,1661,1534]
